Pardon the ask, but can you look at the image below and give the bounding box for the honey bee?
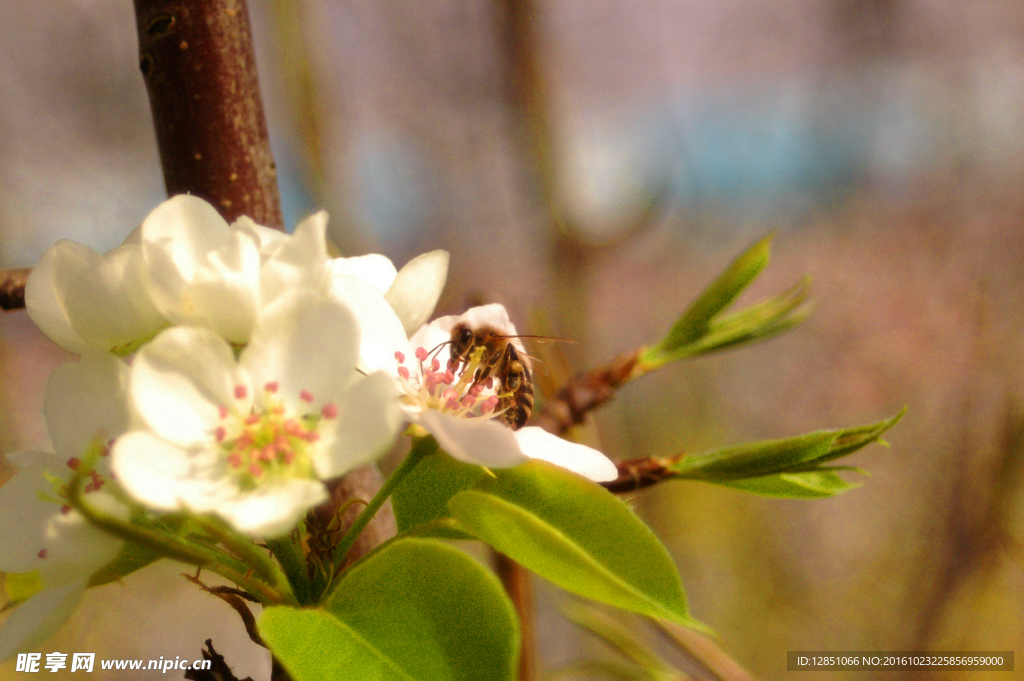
[445,323,571,430]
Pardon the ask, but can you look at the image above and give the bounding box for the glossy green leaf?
[717,471,861,498]
[449,461,704,631]
[312,538,519,681]
[260,607,413,681]
[391,446,483,538]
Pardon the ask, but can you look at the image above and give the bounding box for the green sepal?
[269,538,518,681]
[391,444,483,539]
[88,541,163,587]
[449,461,707,632]
[2,571,43,606]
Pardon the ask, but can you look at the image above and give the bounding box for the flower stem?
[67,476,286,604]
[331,436,438,567]
[193,515,298,605]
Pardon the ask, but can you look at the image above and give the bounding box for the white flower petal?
[181,230,262,343]
[141,195,232,316]
[417,411,526,468]
[41,493,125,585]
[329,254,398,295]
[259,211,329,308]
[314,371,402,478]
[385,250,449,335]
[0,579,87,662]
[24,240,92,353]
[44,351,130,461]
[130,327,249,447]
[232,215,286,253]
[241,291,360,411]
[513,427,619,482]
[0,459,59,573]
[62,243,165,351]
[112,431,224,512]
[329,274,413,375]
[215,480,328,538]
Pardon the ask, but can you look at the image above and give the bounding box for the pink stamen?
[218,404,229,419]
[265,381,279,393]
[461,395,477,409]
[424,372,437,393]
[398,366,410,380]
[249,463,263,477]
[321,403,338,419]
[306,432,321,443]
[66,457,81,471]
[300,390,314,403]
[394,350,406,364]
[215,426,227,442]
[415,347,428,361]
[245,414,260,425]
[443,370,455,385]
[37,549,47,559]
[430,358,440,372]
[234,385,248,399]
[481,396,500,413]
[227,453,243,468]
[60,505,71,515]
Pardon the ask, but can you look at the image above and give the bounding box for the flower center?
[215,382,337,490]
[395,346,503,419]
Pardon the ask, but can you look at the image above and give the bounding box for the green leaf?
[309,538,517,681]
[260,607,414,681]
[661,235,773,351]
[717,471,861,498]
[670,409,905,486]
[391,447,483,538]
[672,432,836,481]
[449,461,704,631]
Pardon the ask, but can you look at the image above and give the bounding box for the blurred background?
[2,0,1024,679]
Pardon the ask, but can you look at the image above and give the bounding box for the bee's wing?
[499,335,575,376]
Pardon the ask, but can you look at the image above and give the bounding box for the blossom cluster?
[0,195,615,660]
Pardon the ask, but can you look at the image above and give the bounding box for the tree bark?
[134,0,283,228]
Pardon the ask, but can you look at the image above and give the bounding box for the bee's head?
[450,323,476,359]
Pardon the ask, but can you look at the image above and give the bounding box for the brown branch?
[134,0,282,227]
[0,267,29,311]
[531,348,642,437]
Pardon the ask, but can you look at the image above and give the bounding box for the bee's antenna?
[426,339,451,361]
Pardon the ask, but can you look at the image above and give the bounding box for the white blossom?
[25,239,166,354]
[111,291,402,537]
